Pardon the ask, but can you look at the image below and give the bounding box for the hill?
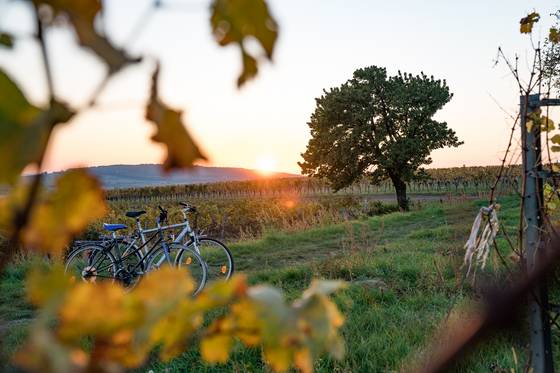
[39,164,299,189]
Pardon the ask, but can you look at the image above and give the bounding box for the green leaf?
[550,134,560,144]
[541,116,555,132]
[550,28,560,44]
[210,0,278,87]
[0,69,44,184]
[0,32,14,48]
[551,145,560,152]
[145,65,207,170]
[520,12,540,34]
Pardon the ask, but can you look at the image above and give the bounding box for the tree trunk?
[389,174,408,211]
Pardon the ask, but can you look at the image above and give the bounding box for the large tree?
[299,66,462,210]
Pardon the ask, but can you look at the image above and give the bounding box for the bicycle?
[172,202,234,282]
[65,206,208,295]
[126,202,234,283]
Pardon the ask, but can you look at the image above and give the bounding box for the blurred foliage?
[14,266,345,373]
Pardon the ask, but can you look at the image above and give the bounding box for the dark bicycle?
[65,206,207,295]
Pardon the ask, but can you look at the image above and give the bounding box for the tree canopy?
[299,66,462,210]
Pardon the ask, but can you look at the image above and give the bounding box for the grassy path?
[0,198,529,372]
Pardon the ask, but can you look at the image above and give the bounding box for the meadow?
[0,170,544,372]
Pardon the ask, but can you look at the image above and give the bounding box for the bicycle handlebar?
[157,205,168,224]
[179,202,197,213]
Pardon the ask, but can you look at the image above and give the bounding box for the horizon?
[34,161,519,176]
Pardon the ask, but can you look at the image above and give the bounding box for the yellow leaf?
[541,116,555,132]
[550,28,560,44]
[23,170,107,255]
[26,264,72,306]
[294,347,313,373]
[231,299,261,346]
[134,265,194,307]
[520,12,540,34]
[264,346,292,372]
[59,281,135,341]
[33,0,140,73]
[200,334,233,363]
[149,301,203,361]
[526,120,534,133]
[196,274,248,310]
[210,0,278,87]
[146,65,207,170]
[552,164,560,172]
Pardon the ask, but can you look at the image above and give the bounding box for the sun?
[255,156,277,176]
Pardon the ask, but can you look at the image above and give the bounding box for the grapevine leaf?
[520,12,540,34]
[263,347,292,372]
[33,0,140,73]
[0,69,43,184]
[551,134,560,144]
[210,0,278,87]
[541,116,555,132]
[146,65,207,170]
[26,264,73,307]
[231,299,261,346]
[59,282,131,341]
[238,49,258,87]
[294,348,313,373]
[200,334,233,363]
[0,32,14,48]
[0,69,74,184]
[134,265,194,306]
[550,28,560,44]
[23,170,107,255]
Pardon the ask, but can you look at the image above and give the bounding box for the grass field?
[0,196,541,372]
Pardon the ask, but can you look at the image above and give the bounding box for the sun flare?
[255,156,277,176]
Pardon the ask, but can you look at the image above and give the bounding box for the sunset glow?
[255,156,277,175]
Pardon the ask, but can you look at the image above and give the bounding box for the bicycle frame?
[90,226,172,277]
[133,208,201,256]
[84,207,203,276]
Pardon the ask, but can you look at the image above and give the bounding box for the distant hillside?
[40,164,299,190]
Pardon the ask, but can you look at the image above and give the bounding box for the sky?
[1,0,560,174]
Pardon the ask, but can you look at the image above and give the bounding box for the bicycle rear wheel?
[180,237,234,282]
[146,243,207,296]
[65,244,117,284]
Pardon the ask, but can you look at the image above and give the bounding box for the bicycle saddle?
[125,210,146,218]
[103,223,127,231]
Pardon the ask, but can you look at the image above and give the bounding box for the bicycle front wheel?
[180,238,234,282]
[146,244,207,296]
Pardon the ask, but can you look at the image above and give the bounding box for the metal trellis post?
[521,93,554,373]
